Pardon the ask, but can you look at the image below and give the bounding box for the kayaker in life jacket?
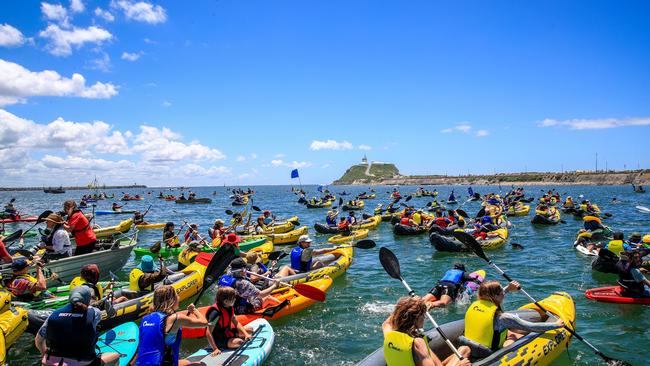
[423,263,480,308]
[254,216,268,234]
[70,264,128,309]
[290,235,335,272]
[129,255,169,292]
[412,210,424,226]
[219,233,248,259]
[63,200,97,256]
[7,258,55,301]
[136,285,209,366]
[218,258,280,314]
[112,202,123,211]
[430,210,450,229]
[459,281,564,359]
[38,213,72,260]
[617,251,650,297]
[563,196,574,208]
[134,211,148,225]
[163,222,180,248]
[208,219,226,241]
[399,212,417,227]
[604,232,632,256]
[35,286,120,366]
[205,287,254,356]
[178,241,202,271]
[338,217,351,233]
[583,216,604,232]
[382,296,471,366]
[628,232,643,248]
[3,201,17,219]
[184,224,203,244]
[326,210,339,226]
[262,210,274,225]
[347,211,358,225]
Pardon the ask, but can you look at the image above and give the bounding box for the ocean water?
[3,185,650,365]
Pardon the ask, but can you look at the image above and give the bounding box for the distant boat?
[632,184,646,193]
[44,186,65,194]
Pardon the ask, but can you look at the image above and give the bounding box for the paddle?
[456,209,469,218]
[263,239,376,259]
[452,231,631,366]
[4,210,53,245]
[243,270,326,302]
[378,247,465,360]
[191,245,238,305]
[1,229,22,244]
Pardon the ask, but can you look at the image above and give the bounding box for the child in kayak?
[382,296,471,366]
[205,287,254,355]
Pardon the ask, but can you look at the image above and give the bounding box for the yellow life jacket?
[10,274,41,299]
[129,268,151,291]
[69,276,104,300]
[464,299,507,351]
[412,213,422,226]
[384,331,431,366]
[583,216,601,224]
[178,249,198,268]
[607,240,625,256]
[579,204,588,210]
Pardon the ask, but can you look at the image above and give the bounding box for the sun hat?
[137,255,158,273]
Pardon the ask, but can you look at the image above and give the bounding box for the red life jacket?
[68,210,96,246]
[208,304,237,341]
[338,221,350,230]
[400,217,411,226]
[434,217,448,228]
[447,215,456,223]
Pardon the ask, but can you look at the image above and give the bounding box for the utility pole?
[605,161,608,172]
[595,152,598,172]
[561,164,564,173]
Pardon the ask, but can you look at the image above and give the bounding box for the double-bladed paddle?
[379,247,466,361]
[4,210,53,246]
[191,245,238,305]
[262,239,376,259]
[452,231,631,366]
[243,270,326,302]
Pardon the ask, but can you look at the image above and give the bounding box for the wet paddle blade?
[193,245,237,304]
[289,219,301,226]
[354,239,376,249]
[14,249,34,259]
[452,231,489,262]
[36,210,54,223]
[456,209,469,218]
[1,229,22,244]
[252,205,261,212]
[225,209,234,215]
[149,241,162,254]
[405,195,412,202]
[267,250,284,261]
[475,207,485,218]
[379,247,402,280]
[294,283,326,302]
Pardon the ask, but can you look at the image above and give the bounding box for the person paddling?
[290,235,336,272]
[423,263,480,308]
[163,222,180,248]
[382,296,471,366]
[38,213,72,260]
[112,202,123,212]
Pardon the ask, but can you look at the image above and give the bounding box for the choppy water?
[4,185,650,365]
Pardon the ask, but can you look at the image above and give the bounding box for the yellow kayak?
[353,215,382,231]
[478,227,508,249]
[241,226,308,245]
[95,218,133,238]
[328,229,369,244]
[135,222,166,230]
[0,290,28,366]
[506,204,530,217]
[282,246,353,285]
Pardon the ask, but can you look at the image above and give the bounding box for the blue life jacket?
[45,303,97,361]
[136,312,182,366]
[217,275,252,310]
[258,263,268,273]
[326,216,337,226]
[481,216,492,225]
[263,217,273,225]
[439,269,464,285]
[290,247,312,272]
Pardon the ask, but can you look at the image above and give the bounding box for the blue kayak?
[97,322,139,366]
[185,318,274,366]
[95,210,137,216]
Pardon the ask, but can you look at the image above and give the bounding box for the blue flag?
[291,169,299,179]
[468,187,474,196]
[317,185,323,192]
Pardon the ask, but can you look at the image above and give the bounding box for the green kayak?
[133,237,268,259]
[1,230,37,238]
[15,281,130,310]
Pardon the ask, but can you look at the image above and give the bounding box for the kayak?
[392,224,425,236]
[236,217,298,235]
[342,201,365,211]
[573,240,598,256]
[135,222,166,230]
[182,276,333,339]
[278,246,353,285]
[27,252,213,334]
[14,281,130,310]
[95,210,137,216]
[328,229,368,244]
[357,292,575,366]
[585,286,650,305]
[479,227,508,249]
[314,216,381,235]
[97,322,139,366]
[186,318,274,366]
[314,223,339,234]
[120,197,144,201]
[506,204,530,217]
[0,304,29,365]
[176,198,213,204]
[429,232,468,252]
[0,215,37,223]
[134,237,268,258]
[306,200,332,208]
[531,209,561,225]
[95,218,134,238]
[243,226,308,245]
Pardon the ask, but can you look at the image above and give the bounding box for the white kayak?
[636,205,650,214]
[185,318,274,366]
[574,240,598,256]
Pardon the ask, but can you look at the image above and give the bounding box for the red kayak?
[585,286,650,305]
[0,215,38,223]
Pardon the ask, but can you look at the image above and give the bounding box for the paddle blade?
[14,249,34,259]
[339,197,343,206]
[456,209,469,218]
[405,195,412,202]
[252,205,261,212]
[36,210,54,223]
[225,209,234,215]
[453,231,489,261]
[475,207,485,218]
[355,239,376,249]
[149,241,162,254]
[289,220,301,226]
[267,250,284,261]
[379,247,402,280]
[294,283,326,302]
[1,229,23,244]
[202,245,237,290]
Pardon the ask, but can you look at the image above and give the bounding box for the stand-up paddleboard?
[185,318,274,366]
[574,241,598,256]
[97,322,139,366]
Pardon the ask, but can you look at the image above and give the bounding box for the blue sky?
[1,0,649,186]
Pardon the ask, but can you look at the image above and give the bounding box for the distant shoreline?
[0,185,147,192]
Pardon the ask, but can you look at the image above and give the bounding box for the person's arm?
[33,266,47,292]
[412,337,440,366]
[232,316,250,339]
[35,320,48,355]
[496,312,564,333]
[258,282,278,297]
[170,304,208,331]
[205,311,221,355]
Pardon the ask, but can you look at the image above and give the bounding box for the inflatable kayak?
[0,215,37,223]
[176,198,213,204]
[14,281,130,310]
[357,292,575,366]
[97,322,139,366]
[186,318,274,366]
[133,236,268,258]
[328,229,368,244]
[254,226,308,245]
[429,232,468,252]
[95,210,137,216]
[342,201,365,211]
[392,224,425,236]
[276,246,353,285]
[95,218,134,238]
[314,223,339,234]
[236,217,298,235]
[531,210,560,225]
[134,222,166,230]
[506,204,530,217]
[306,200,332,208]
[0,305,29,365]
[183,276,333,339]
[585,286,650,305]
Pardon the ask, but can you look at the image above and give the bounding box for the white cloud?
[70,0,85,13]
[310,139,353,151]
[132,126,225,162]
[41,2,69,24]
[441,128,453,133]
[94,7,115,22]
[0,59,118,106]
[321,163,331,169]
[456,124,472,133]
[358,144,372,150]
[270,159,283,167]
[183,164,231,177]
[39,24,112,56]
[121,51,143,61]
[88,53,111,72]
[111,0,167,24]
[267,159,311,169]
[249,153,258,159]
[41,154,134,171]
[537,117,650,130]
[143,37,157,44]
[274,153,286,158]
[476,129,489,137]
[441,123,489,137]
[0,24,25,47]
[236,155,246,162]
[161,101,171,107]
